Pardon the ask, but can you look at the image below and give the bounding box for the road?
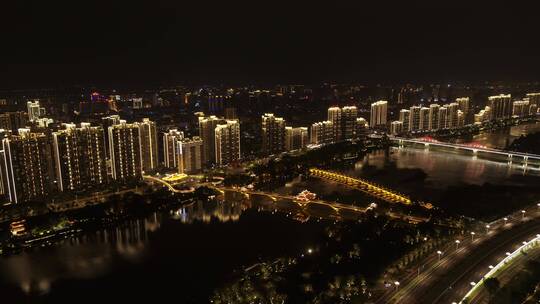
[374,207,540,304]
[463,235,540,304]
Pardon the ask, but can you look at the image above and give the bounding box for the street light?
[394,281,400,290]
[455,240,460,249]
[437,250,443,261]
[503,217,508,225]
[485,225,490,234]
[471,231,476,241]
[521,210,526,219]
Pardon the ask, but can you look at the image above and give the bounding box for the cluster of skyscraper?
[474,94,539,123]
[260,106,369,157]
[310,106,368,146]
[0,101,243,204]
[390,100,465,135]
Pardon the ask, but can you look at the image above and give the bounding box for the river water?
[2,122,540,303]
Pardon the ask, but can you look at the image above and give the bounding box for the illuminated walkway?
[309,168,412,205]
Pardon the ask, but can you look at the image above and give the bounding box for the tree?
[484,277,500,297]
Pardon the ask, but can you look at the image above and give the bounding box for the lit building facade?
[399,109,410,131]
[108,121,142,182]
[310,121,334,145]
[428,104,440,130]
[52,123,107,192]
[138,118,158,173]
[488,94,512,120]
[2,129,53,203]
[178,137,203,174]
[370,101,387,128]
[163,129,184,169]
[215,120,241,165]
[199,115,226,165]
[261,113,286,155]
[285,127,308,151]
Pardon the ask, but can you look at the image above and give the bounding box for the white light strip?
[459,234,540,303]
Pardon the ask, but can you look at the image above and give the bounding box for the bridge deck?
[392,137,540,161]
[309,168,412,205]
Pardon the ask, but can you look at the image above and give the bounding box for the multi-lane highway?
[375,207,540,304]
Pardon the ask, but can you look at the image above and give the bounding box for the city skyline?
[3,3,540,303]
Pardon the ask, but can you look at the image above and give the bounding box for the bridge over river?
[391,136,540,167]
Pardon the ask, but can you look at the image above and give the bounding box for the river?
[2,122,540,303]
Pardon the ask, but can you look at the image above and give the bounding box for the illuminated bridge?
[391,136,540,166]
[219,186,427,224]
[308,168,413,205]
[143,175,195,194]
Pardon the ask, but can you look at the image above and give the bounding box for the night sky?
[1,1,540,88]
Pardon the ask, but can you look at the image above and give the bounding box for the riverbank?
[0,186,218,256]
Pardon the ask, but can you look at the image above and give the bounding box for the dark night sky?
[1,1,540,88]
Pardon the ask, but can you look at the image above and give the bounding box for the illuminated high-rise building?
[52,123,107,192]
[526,93,540,106]
[474,106,491,124]
[27,100,44,122]
[437,106,448,129]
[310,121,334,144]
[390,121,403,135]
[355,117,368,139]
[137,118,158,173]
[399,109,410,131]
[370,101,388,128]
[214,120,241,166]
[327,107,342,141]
[488,94,512,120]
[2,129,53,203]
[261,113,286,155]
[456,97,470,116]
[178,137,203,174]
[101,115,121,160]
[529,104,538,115]
[163,129,184,169]
[419,107,430,130]
[342,106,358,140]
[108,121,142,182]
[0,112,28,133]
[409,106,421,131]
[428,104,440,130]
[285,127,308,151]
[446,103,459,128]
[198,115,226,165]
[512,100,530,117]
[457,110,465,127]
